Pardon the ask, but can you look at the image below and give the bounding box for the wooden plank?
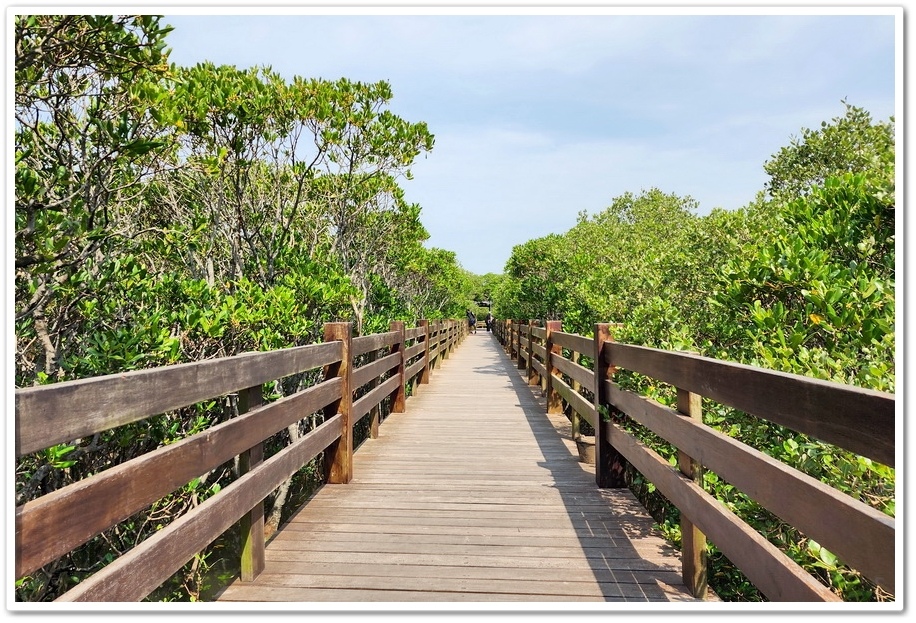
[351,331,399,357]
[352,375,400,422]
[405,358,425,384]
[530,326,546,339]
[15,378,342,579]
[551,331,593,355]
[531,342,547,361]
[606,343,895,467]
[405,326,426,340]
[404,341,425,360]
[553,376,597,428]
[531,358,547,382]
[607,382,895,591]
[552,352,594,391]
[16,341,342,457]
[351,351,400,390]
[604,420,841,601]
[57,415,343,602]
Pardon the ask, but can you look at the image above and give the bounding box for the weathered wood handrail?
[493,318,895,602]
[14,318,466,601]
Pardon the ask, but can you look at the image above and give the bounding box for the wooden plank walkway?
[215,332,713,603]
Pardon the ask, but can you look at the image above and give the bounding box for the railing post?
[368,347,381,439]
[570,350,581,440]
[517,321,526,370]
[545,320,563,414]
[527,319,538,386]
[434,321,443,369]
[238,385,264,582]
[419,319,431,385]
[439,320,451,359]
[322,322,353,484]
[593,323,626,488]
[677,387,708,598]
[510,319,517,360]
[389,321,407,412]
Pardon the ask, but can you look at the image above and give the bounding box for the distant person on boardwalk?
[466,309,477,334]
[486,312,493,332]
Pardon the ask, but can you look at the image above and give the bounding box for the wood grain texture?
[604,421,840,602]
[352,331,399,357]
[16,341,343,457]
[606,343,894,467]
[552,351,595,390]
[57,415,343,602]
[16,378,342,578]
[606,382,894,592]
[216,333,709,603]
[551,331,593,356]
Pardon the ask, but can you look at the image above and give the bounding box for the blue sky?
[161,6,898,275]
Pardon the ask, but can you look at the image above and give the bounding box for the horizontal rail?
[494,319,896,600]
[16,318,466,601]
[352,331,400,357]
[606,421,840,601]
[553,376,597,428]
[16,341,343,457]
[551,352,594,391]
[405,341,425,361]
[15,378,342,579]
[607,381,894,591]
[551,331,593,355]
[606,343,895,467]
[58,414,344,602]
[352,375,401,423]
[352,352,400,390]
[404,326,426,340]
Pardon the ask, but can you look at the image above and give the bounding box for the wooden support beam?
[389,321,407,413]
[238,385,265,582]
[594,323,626,488]
[322,322,353,484]
[545,320,563,414]
[677,387,708,599]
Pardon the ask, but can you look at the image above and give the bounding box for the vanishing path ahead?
[216,331,709,602]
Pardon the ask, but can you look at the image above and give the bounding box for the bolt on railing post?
[593,323,626,488]
[677,386,708,598]
[545,320,563,414]
[238,385,265,582]
[389,321,407,413]
[323,321,353,484]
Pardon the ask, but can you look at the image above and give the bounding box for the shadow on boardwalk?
[473,334,704,602]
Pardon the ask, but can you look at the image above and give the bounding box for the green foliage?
[764,101,895,202]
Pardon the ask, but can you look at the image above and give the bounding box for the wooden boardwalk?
[215,331,710,603]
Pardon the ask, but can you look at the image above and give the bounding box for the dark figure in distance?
[486,312,493,332]
[466,309,477,334]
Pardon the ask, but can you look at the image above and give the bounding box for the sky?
[158,5,899,276]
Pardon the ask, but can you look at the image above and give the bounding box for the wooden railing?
[14,319,465,601]
[493,318,895,602]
